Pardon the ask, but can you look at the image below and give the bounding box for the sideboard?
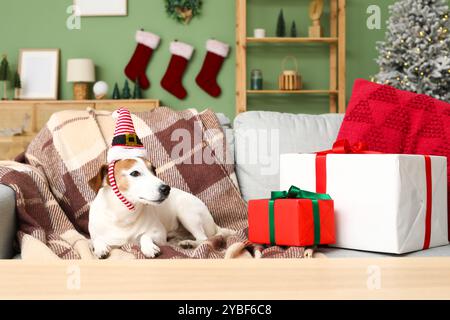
[0,99,160,160]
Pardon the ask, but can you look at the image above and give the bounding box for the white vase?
[253,28,266,38]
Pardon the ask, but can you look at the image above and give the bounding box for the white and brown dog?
[88,108,234,259]
[88,157,234,259]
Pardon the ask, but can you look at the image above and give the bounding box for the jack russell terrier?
[88,108,234,259]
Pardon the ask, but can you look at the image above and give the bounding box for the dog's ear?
[88,165,110,194]
[140,158,157,175]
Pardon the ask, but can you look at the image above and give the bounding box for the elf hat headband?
[107,108,148,210]
[108,161,135,211]
[107,108,148,163]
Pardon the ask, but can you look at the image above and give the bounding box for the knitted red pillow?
[338,79,450,240]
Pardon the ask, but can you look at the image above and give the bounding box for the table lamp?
[67,59,95,100]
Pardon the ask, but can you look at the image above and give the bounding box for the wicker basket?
[278,56,302,91]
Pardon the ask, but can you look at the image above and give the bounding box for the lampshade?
[66,59,95,83]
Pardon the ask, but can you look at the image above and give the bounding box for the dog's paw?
[304,248,314,259]
[178,240,198,249]
[141,241,161,258]
[217,227,237,238]
[92,240,111,259]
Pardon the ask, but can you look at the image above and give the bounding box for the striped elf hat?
[107,108,148,211]
[107,107,147,163]
[108,162,135,211]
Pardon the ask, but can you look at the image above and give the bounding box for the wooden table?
[0,258,449,299]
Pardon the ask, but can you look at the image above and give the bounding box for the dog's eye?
[130,171,141,177]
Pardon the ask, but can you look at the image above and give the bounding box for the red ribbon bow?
[317,139,377,156]
[316,140,381,194]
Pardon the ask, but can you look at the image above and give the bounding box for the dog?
[88,157,235,258]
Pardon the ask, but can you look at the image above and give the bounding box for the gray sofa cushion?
[0,184,16,259]
[217,113,235,164]
[234,111,344,201]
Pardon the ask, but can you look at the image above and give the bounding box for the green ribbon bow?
[269,186,331,246]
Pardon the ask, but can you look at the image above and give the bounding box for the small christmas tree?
[122,80,131,99]
[13,71,21,100]
[290,21,298,37]
[133,78,142,99]
[112,82,121,99]
[276,9,286,37]
[0,55,10,100]
[373,0,450,102]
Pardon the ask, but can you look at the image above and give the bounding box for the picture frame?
[74,0,128,17]
[18,49,60,100]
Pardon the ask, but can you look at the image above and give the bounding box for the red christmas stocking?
[195,40,230,98]
[125,30,160,90]
[160,41,194,99]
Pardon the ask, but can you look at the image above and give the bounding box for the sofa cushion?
[234,111,344,201]
[216,113,235,164]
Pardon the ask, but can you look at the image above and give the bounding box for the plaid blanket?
[0,107,307,259]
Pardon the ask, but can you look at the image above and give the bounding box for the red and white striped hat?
[107,108,148,163]
[108,161,135,211]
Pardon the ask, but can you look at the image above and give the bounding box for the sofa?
[1,110,450,259]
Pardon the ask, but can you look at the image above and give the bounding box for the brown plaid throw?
[0,108,307,259]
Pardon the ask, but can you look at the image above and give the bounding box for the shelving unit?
[247,89,338,95]
[236,0,346,114]
[246,37,339,44]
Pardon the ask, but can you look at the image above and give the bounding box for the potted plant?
[0,55,10,100]
[13,71,21,100]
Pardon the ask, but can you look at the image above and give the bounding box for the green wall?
[0,0,394,119]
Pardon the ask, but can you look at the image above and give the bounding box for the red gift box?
[248,186,335,247]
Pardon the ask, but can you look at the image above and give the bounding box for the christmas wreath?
[165,0,202,25]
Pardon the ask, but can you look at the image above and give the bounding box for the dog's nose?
[159,184,171,196]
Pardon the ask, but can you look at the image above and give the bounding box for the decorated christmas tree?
[373,0,450,102]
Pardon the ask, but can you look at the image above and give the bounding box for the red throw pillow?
[338,79,450,240]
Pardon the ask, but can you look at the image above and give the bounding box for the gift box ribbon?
[316,139,382,193]
[315,140,433,250]
[317,139,377,156]
[269,186,332,245]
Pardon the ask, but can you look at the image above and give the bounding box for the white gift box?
[280,153,449,254]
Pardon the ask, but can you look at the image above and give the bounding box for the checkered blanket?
[0,107,307,259]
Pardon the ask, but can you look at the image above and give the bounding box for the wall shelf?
[236,0,347,114]
[247,90,338,95]
[246,37,339,44]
